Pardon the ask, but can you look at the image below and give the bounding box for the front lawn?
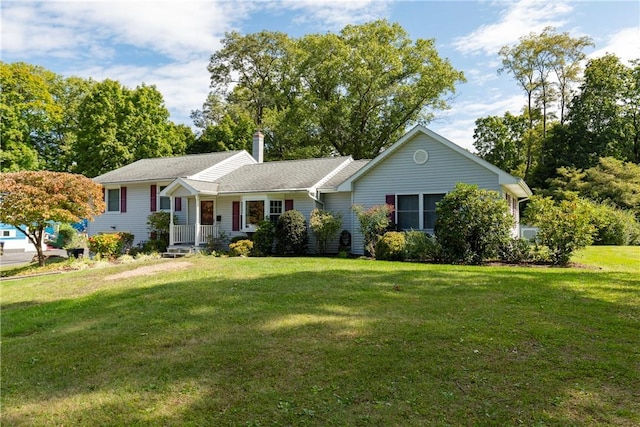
[1,249,639,425]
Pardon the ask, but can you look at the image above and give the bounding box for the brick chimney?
[252,130,264,163]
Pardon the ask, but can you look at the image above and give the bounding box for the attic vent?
[413,149,429,165]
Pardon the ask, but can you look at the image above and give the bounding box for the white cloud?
[276,0,391,30]
[453,0,573,55]
[589,27,640,64]
[1,1,248,61]
[430,93,526,151]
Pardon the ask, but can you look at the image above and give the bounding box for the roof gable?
[337,125,532,198]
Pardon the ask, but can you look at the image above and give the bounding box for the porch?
[170,224,219,246]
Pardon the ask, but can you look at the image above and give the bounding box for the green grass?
[1,249,639,426]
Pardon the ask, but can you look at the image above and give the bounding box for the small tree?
[146,211,175,251]
[275,210,308,255]
[309,208,342,254]
[253,219,275,256]
[0,171,104,266]
[435,183,513,265]
[524,195,595,265]
[352,204,394,257]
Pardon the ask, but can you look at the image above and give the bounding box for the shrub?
[310,208,343,254]
[55,223,77,248]
[88,233,123,259]
[375,232,406,261]
[229,239,253,257]
[252,220,275,256]
[524,195,595,265]
[435,183,514,265]
[139,239,167,254]
[404,231,443,262]
[146,212,174,246]
[352,204,394,257]
[275,210,308,255]
[206,231,230,254]
[590,203,640,246]
[498,238,532,264]
[118,232,134,253]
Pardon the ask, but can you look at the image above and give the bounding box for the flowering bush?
[88,232,134,259]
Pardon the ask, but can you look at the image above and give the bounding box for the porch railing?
[172,224,218,245]
[199,225,218,245]
[173,225,195,244]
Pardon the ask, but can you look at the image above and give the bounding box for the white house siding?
[322,191,354,254]
[349,133,500,255]
[89,183,187,246]
[190,152,255,182]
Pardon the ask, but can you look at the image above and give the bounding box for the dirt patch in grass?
[105,261,192,281]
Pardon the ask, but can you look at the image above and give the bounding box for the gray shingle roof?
[217,157,352,193]
[320,159,370,189]
[93,151,242,184]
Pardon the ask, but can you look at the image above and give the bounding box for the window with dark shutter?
[385,194,395,225]
[150,185,157,212]
[232,201,240,231]
[120,187,127,213]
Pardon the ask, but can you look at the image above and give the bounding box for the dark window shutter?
[102,188,106,212]
[385,194,395,225]
[285,199,294,211]
[120,187,127,213]
[150,185,157,212]
[175,197,182,212]
[232,201,240,231]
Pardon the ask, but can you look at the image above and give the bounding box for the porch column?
[169,196,175,246]
[195,194,201,246]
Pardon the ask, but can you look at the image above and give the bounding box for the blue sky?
[2,0,639,151]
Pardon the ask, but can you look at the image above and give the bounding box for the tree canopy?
[205,20,465,160]
[0,171,105,266]
[0,62,191,176]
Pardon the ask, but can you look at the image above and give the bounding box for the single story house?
[0,223,44,253]
[90,125,532,255]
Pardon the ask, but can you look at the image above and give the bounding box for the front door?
[201,201,214,225]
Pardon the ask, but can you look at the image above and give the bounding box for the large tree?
[0,171,105,266]
[73,80,187,177]
[473,112,528,177]
[207,20,464,160]
[0,62,62,171]
[498,28,593,179]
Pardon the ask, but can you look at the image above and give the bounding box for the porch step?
[162,245,203,258]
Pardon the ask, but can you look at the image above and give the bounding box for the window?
[397,195,419,230]
[159,186,170,210]
[423,194,444,229]
[107,188,120,212]
[269,200,283,223]
[393,193,445,230]
[1,229,16,238]
[245,200,265,228]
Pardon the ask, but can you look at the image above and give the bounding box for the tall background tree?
[495,27,593,180]
[1,62,193,176]
[73,80,188,177]
[0,171,105,266]
[205,20,465,160]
